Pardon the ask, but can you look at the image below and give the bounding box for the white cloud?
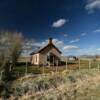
[53,39,64,45]
[52,19,68,28]
[81,32,87,36]
[24,39,44,48]
[94,29,100,33]
[69,38,80,43]
[63,45,79,51]
[96,48,100,51]
[85,0,100,13]
[63,34,68,37]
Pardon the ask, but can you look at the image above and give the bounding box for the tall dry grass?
[1,69,100,100]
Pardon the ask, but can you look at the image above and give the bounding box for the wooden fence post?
[43,63,45,74]
[89,60,91,70]
[0,70,4,80]
[25,59,28,75]
[9,64,12,72]
[98,61,100,71]
[53,56,54,67]
[79,59,80,70]
[66,59,67,70]
[56,60,58,73]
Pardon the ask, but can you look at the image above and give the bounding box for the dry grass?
[0,69,99,100]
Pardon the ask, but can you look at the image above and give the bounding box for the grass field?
[13,60,100,76]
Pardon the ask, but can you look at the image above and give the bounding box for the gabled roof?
[30,38,62,55]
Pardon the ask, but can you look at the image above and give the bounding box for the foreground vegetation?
[1,69,100,100]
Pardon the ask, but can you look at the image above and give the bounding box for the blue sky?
[0,0,100,56]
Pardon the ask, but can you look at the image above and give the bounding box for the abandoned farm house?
[30,38,62,66]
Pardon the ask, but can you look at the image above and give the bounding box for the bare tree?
[0,31,23,80]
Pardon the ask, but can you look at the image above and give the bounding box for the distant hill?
[62,55,100,61]
[79,55,100,60]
